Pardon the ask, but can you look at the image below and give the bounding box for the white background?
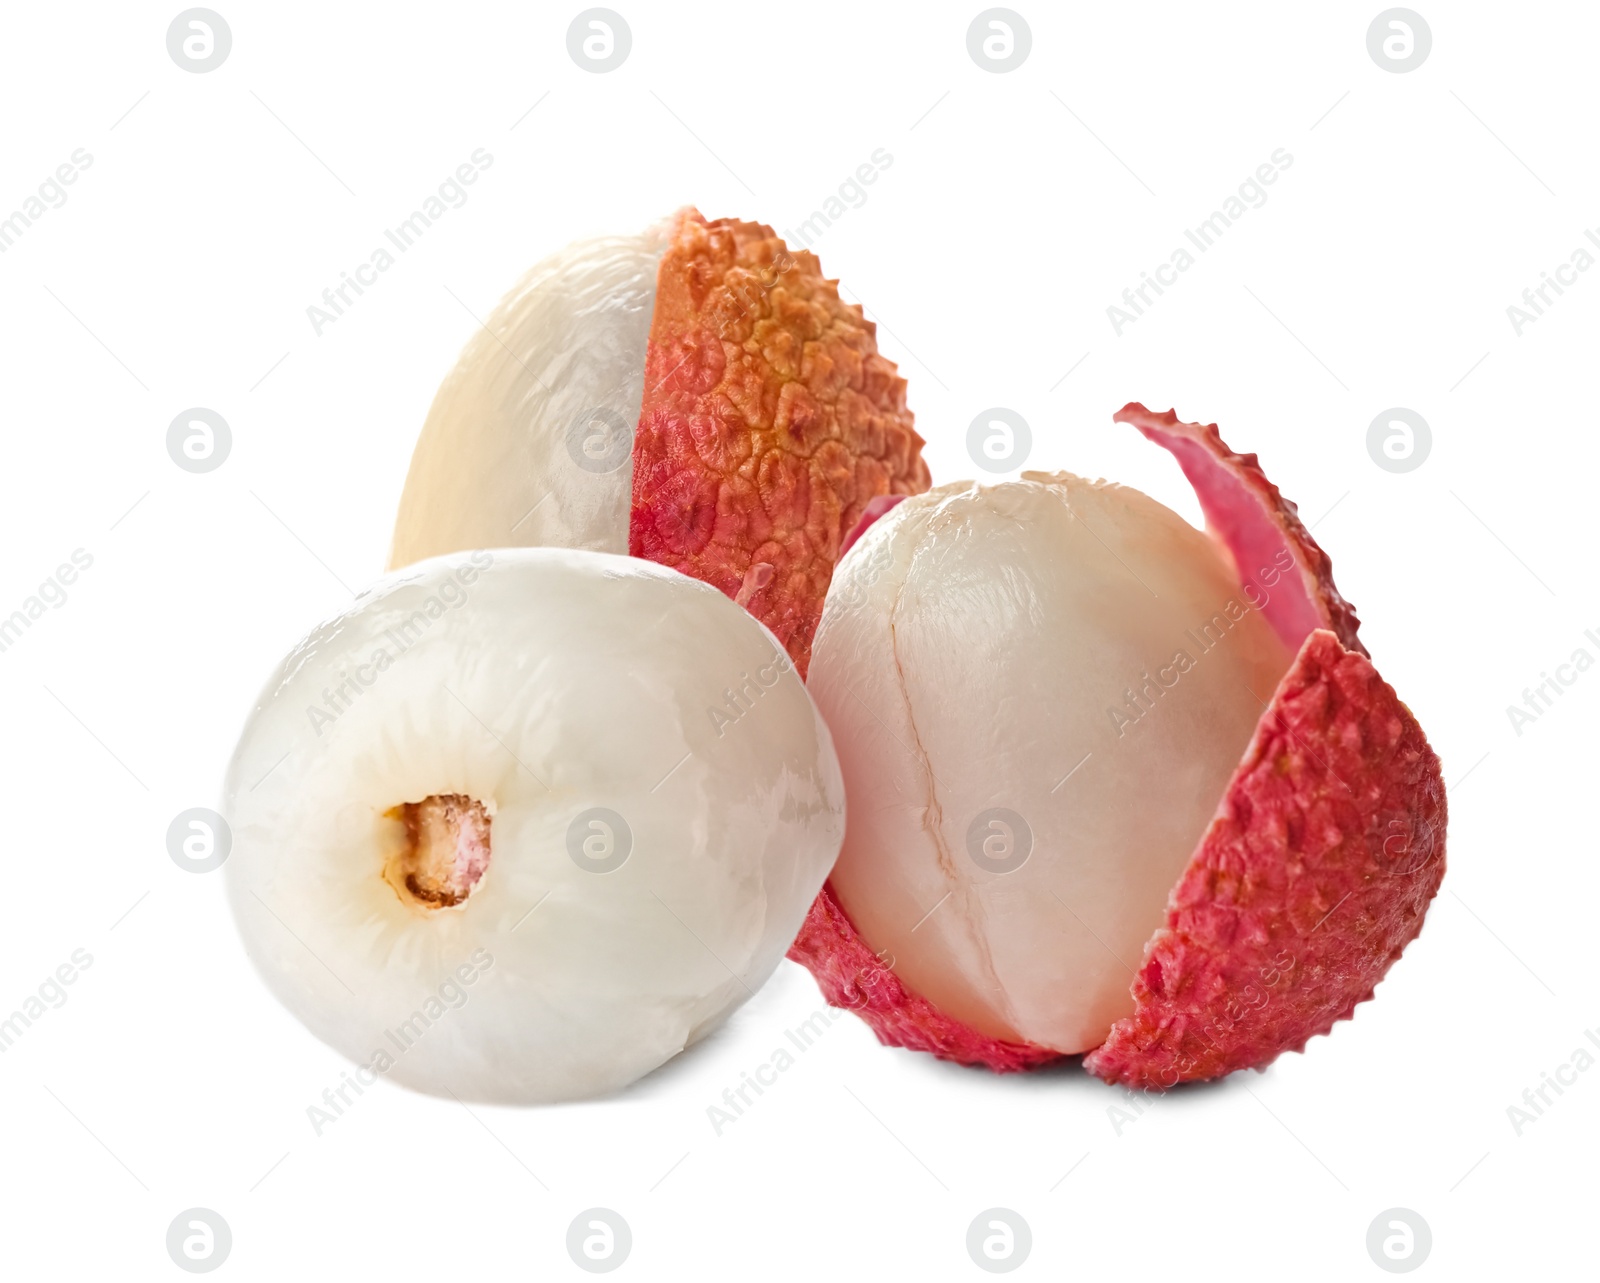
[1,1,1594,1278]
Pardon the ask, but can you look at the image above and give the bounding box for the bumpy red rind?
[630,209,931,677]
[1083,629,1446,1088]
[1113,403,1366,658]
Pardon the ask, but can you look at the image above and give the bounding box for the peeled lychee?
[789,405,1446,1089]
[223,548,844,1103]
[389,207,932,675]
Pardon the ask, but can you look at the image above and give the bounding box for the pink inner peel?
[839,493,907,560]
[1113,403,1365,658]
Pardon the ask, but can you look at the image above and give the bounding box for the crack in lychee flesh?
[807,474,1295,1055]
[384,794,492,910]
[883,497,1012,1034]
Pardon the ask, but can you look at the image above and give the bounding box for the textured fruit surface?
[631,210,931,674]
[1083,629,1446,1087]
[790,406,1446,1086]
[225,548,844,1104]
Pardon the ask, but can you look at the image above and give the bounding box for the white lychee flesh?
[388,231,666,570]
[224,548,844,1103]
[808,474,1294,1053]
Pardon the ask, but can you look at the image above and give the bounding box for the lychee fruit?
[223,547,844,1103]
[388,207,932,676]
[788,405,1446,1089]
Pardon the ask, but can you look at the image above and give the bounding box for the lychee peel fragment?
[1112,403,1366,658]
[789,405,1446,1087]
[840,493,907,559]
[631,210,931,676]
[1082,628,1446,1088]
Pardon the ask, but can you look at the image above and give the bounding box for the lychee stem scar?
[384,794,491,909]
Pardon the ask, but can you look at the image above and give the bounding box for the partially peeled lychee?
[389,207,931,674]
[789,405,1447,1089]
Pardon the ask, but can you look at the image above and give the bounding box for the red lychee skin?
[787,406,1447,1086]
[1082,629,1446,1088]
[630,209,931,676]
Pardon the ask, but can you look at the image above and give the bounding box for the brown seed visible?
[383,794,492,910]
